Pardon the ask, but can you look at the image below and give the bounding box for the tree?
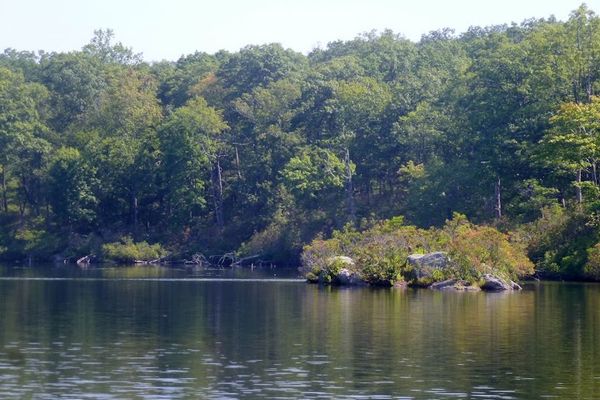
[0,67,50,216]
[539,98,600,204]
[82,29,142,65]
[281,147,349,203]
[217,44,307,101]
[40,52,105,133]
[158,97,228,229]
[47,147,97,230]
[155,52,219,108]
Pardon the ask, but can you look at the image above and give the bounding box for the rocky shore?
[307,252,523,292]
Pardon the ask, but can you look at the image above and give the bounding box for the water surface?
[0,264,598,399]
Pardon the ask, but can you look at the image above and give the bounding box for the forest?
[2,5,600,279]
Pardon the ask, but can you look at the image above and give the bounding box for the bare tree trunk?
[577,169,583,204]
[18,200,25,226]
[1,164,7,213]
[593,162,598,185]
[235,146,242,179]
[132,192,138,237]
[494,177,502,219]
[586,77,593,102]
[345,148,356,225]
[211,157,224,229]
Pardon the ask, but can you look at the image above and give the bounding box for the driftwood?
[133,256,167,265]
[70,251,266,268]
[217,252,237,266]
[77,255,92,265]
[231,254,261,266]
[207,252,263,266]
[183,253,208,266]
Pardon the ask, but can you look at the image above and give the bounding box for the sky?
[1,0,598,61]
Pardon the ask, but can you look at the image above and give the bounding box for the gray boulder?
[510,281,523,290]
[336,268,366,286]
[317,256,365,286]
[407,252,450,278]
[429,279,458,290]
[430,279,481,291]
[481,274,512,291]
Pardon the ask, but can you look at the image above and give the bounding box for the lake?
[0,264,599,399]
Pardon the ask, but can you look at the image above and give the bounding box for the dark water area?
[0,264,599,399]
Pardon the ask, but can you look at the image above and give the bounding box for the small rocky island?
[301,214,532,291]
[306,253,522,291]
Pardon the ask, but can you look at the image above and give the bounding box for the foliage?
[47,147,97,228]
[102,236,167,263]
[302,214,533,286]
[281,147,349,200]
[444,220,533,282]
[585,243,600,279]
[524,205,599,278]
[2,9,600,278]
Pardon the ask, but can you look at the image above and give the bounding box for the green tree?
[158,97,228,229]
[0,67,50,216]
[47,147,97,230]
[539,98,600,204]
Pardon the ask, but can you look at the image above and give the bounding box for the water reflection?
[0,267,599,398]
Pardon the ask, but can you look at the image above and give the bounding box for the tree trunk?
[211,157,224,230]
[1,164,7,213]
[577,169,583,204]
[494,177,502,219]
[593,162,598,186]
[585,70,593,102]
[132,192,138,237]
[345,148,356,225]
[18,200,25,226]
[235,146,242,179]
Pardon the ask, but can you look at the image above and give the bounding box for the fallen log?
[232,254,261,266]
[77,255,92,265]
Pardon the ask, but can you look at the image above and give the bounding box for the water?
[0,264,599,399]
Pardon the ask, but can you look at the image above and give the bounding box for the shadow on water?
[0,265,599,398]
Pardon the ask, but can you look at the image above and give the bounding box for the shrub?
[300,213,534,286]
[354,242,406,286]
[585,243,600,279]
[102,237,167,263]
[301,238,342,281]
[524,206,597,278]
[446,223,534,282]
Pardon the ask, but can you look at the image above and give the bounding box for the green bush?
[445,219,533,282]
[355,244,405,286]
[102,237,168,263]
[301,213,534,286]
[585,243,600,279]
[524,205,598,279]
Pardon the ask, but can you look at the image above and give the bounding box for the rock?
[407,252,450,278]
[430,279,481,291]
[315,256,364,286]
[510,281,522,290]
[458,284,481,292]
[430,279,458,290]
[306,272,319,284]
[336,268,366,286]
[481,274,512,291]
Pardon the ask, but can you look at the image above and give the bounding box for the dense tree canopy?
[3,5,600,278]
